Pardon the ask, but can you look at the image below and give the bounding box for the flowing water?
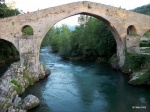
[20,46,150,112]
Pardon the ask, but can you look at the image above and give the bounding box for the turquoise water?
[21,46,150,112]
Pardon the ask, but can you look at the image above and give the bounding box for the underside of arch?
[0,39,19,62]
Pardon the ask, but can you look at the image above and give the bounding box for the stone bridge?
[0,1,150,74]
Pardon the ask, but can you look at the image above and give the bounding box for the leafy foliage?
[0,3,20,18]
[144,30,150,37]
[125,52,150,71]
[0,40,19,62]
[22,26,33,36]
[42,17,116,62]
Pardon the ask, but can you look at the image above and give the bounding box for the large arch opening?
[40,13,119,67]
[0,39,20,77]
[140,29,150,53]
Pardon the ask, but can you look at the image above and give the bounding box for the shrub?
[125,52,150,71]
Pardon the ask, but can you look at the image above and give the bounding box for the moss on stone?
[11,78,24,94]
[129,68,150,85]
[23,69,34,86]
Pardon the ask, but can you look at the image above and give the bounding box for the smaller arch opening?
[127,25,137,35]
[22,25,33,36]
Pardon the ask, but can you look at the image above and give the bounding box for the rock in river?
[22,94,40,110]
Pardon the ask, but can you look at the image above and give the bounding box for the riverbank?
[109,53,150,86]
[0,62,51,112]
[21,46,150,112]
[52,49,150,86]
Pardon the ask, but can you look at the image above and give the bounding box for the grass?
[23,69,34,86]
[11,78,23,94]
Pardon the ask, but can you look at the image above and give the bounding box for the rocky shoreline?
[109,53,150,86]
[0,62,51,112]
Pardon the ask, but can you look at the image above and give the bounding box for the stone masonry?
[0,1,150,72]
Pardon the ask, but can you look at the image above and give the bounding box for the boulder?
[128,69,150,85]
[22,94,39,110]
[45,68,51,77]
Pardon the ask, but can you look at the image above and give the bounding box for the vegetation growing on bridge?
[42,16,116,62]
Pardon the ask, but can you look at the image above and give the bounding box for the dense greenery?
[0,3,19,63]
[22,26,33,36]
[0,40,18,62]
[125,53,150,72]
[42,17,116,62]
[0,3,20,18]
[133,4,150,15]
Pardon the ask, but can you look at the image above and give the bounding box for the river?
[9,46,150,112]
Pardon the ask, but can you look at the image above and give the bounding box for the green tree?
[59,24,71,59]
[0,3,20,18]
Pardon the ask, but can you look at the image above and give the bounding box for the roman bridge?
[0,1,150,74]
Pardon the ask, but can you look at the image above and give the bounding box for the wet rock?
[128,69,149,85]
[22,94,39,110]
[18,109,27,112]
[45,68,51,77]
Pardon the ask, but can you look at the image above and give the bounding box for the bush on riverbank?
[124,53,150,72]
[109,52,150,85]
[121,52,150,85]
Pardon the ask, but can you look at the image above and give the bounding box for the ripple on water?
[24,46,150,112]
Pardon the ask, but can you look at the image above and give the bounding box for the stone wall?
[126,36,141,53]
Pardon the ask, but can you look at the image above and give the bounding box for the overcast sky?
[6,0,150,26]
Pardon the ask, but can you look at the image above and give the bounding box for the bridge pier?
[126,36,141,53]
[19,36,40,74]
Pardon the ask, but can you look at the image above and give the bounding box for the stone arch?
[127,25,137,35]
[39,11,125,67]
[41,12,123,47]
[36,1,128,67]
[22,25,33,36]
